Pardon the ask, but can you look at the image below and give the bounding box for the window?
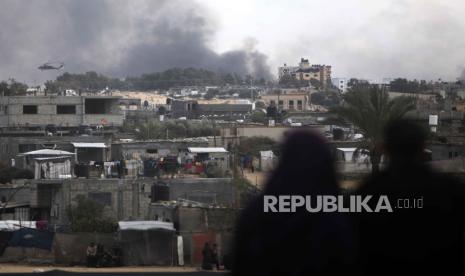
[23,105,37,114]
[57,105,76,114]
[289,100,295,110]
[146,149,158,154]
[270,100,276,106]
[297,100,303,110]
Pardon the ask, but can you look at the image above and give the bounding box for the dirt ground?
[0,264,204,273]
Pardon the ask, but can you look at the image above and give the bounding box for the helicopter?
[38,62,64,70]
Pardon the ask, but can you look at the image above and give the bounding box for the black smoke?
[0,0,271,84]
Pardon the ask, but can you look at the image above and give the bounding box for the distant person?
[96,243,104,267]
[212,243,220,270]
[86,242,97,267]
[233,130,356,276]
[356,119,465,276]
[201,242,213,270]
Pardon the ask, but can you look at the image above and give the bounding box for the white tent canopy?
[188,147,228,153]
[72,142,107,148]
[18,149,76,156]
[118,221,175,231]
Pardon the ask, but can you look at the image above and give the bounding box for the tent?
[34,156,72,179]
[118,221,176,265]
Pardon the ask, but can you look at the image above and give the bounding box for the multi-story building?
[261,93,310,111]
[331,78,349,93]
[0,95,124,128]
[278,58,332,87]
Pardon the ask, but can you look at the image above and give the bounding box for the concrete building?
[331,78,349,93]
[0,95,124,128]
[278,58,332,87]
[0,136,110,166]
[0,177,235,225]
[171,99,253,120]
[111,138,210,160]
[261,93,310,111]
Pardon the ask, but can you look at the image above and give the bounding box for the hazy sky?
[1,0,465,84]
[203,0,465,81]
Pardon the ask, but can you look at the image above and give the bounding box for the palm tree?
[332,85,415,173]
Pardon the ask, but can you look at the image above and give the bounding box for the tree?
[249,110,267,124]
[0,79,28,96]
[237,136,280,157]
[66,195,117,233]
[332,86,416,173]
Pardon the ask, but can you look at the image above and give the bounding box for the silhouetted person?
[356,119,465,276]
[212,243,220,270]
[233,130,356,276]
[202,242,213,270]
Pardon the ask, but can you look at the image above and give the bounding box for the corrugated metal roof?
[0,220,36,231]
[72,142,107,148]
[118,221,174,231]
[188,147,228,153]
[34,156,72,161]
[19,149,76,156]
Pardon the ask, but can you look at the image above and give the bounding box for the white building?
[331,78,349,93]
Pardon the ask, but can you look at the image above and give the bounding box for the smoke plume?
[0,0,272,84]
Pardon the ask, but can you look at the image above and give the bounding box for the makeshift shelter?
[187,147,229,171]
[18,149,75,170]
[71,142,107,162]
[34,156,72,179]
[118,221,176,266]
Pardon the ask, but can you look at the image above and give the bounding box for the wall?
[30,177,234,225]
[0,96,124,127]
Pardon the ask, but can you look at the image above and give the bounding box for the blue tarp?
[8,228,54,251]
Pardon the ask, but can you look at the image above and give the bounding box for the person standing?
[212,243,220,270]
[201,242,213,270]
[233,130,356,276]
[357,119,465,276]
[86,242,97,267]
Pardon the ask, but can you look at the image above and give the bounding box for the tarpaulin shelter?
[118,221,176,266]
[8,228,54,251]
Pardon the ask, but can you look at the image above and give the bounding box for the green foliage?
[237,136,279,157]
[254,101,266,109]
[135,120,218,140]
[234,177,259,207]
[44,68,267,92]
[311,91,341,107]
[0,79,28,96]
[249,110,267,124]
[347,78,371,91]
[331,86,416,172]
[66,195,117,233]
